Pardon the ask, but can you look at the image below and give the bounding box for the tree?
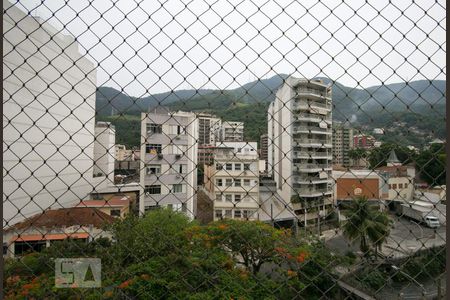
[415,143,446,186]
[368,143,415,169]
[342,196,392,257]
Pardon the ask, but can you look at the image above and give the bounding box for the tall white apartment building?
[219,121,244,142]
[204,142,259,220]
[268,77,333,226]
[3,1,101,226]
[139,111,199,218]
[93,122,116,183]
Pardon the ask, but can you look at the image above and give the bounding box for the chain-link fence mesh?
[3,0,446,299]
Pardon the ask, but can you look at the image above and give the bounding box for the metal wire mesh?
[3,0,446,299]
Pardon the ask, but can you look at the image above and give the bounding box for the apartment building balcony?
[294,176,332,184]
[293,163,332,172]
[293,151,332,159]
[294,139,332,148]
[293,126,332,135]
[144,153,189,163]
[293,187,332,197]
[295,89,331,100]
[293,113,331,123]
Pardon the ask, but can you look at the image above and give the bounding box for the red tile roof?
[5,207,115,232]
[75,195,130,208]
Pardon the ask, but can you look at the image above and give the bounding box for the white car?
[423,216,440,228]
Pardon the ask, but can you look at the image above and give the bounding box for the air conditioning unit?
[157,153,163,159]
[175,154,181,159]
[175,174,181,179]
[175,136,180,140]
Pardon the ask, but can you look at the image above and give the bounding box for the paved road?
[324,213,446,258]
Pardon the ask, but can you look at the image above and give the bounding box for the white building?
[198,113,222,145]
[204,142,260,220]
[93,122,116,183]
[219,121,244,142]
[3,1,102,226]
[139,110,199,218]
[268,77,333,226]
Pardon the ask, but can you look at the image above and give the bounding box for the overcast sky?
[12,0,446,97]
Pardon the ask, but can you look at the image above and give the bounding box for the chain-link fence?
[3,0,446,299]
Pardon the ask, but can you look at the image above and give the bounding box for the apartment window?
[145,185,161,195]
[216,163,223,170]
[225,194,232,202]
[110,209,121,217]
[178,164,187,174]
[146,144,162,154]
[177,125,185,134]
[388,184,392,189]
[244,164,250,171]
[216,193,222,201]
[225,210,232,218]
[215,210,223,219]
[243,210,253,219]
[226,179,233,186]
[181,203,187,213]
[226,163,232,171]
[398,183,403,189]
[234,163,241,171]
[172,184,184,193]
[244,179,250,186]
[234,210,242,218]
[234,194,241,202]
[145,205,160,212]
[216,179,222,186]
[393,184,397,189]
[147,123,162,134]
[234,179,241,187]
[147,164,161,175]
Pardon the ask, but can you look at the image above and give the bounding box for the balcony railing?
[294,187,332,196]
[293,126,331,134]
[294,163,331,169]
[294,113,331,122]
[294,138,332,145]
[294,151,331,158]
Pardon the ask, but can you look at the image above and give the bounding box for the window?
[110,209,121,217]
[216,163,223,170]
[225,194,232,202]
[145,185,161,195]
[234,210,241,218]
[215,210,223,219]
[181,203,187,213]
[226,163,233,170]
[243,210,250,219]
[147,164,161,175]
[244,164,250,170]
[147,123,162,134]
[393,184,397,189]
[399,183,403,189]
[178,164,187,173]
[146,144,162,154]
[226,179,233,186]
[216,193,222,201]
[172,184,184,193]
[145,205,160,212]
[234,179,241,187]
[225,210,232,218]
[234,194,241,202]
[244,179,250,186]
[388,184,392,189]
[177,125,186,134]
[216,179,222,186]
[234,163,241,171]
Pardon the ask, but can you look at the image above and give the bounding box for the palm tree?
[342,196,391,258]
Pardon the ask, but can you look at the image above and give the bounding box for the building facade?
[139,111,199,218]
[94,122,116,183]
[3,1,101,226]
[198,113,222,145]
[353,134,376,149]
[268,77,333,226]
[260,134,269,173]
[204,142,260,221]
[332,122,354,167]
[219,121,244,142]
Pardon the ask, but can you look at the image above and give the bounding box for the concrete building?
[94,122,116,183]
[332,122,354,167]
[3,207,114,258]
[219,121,244,142]
[198,145,216,166]
[139,111,199,218]
[376,151,416,209]
[204,142,259,220]
[115,144,135,161]
[332,169,388,211]
[268,77,333,226]
[353,134,376,149]
[75,195,131,219]
[260,134,269,173]
[3,1,102,226]
[198,113,222,145]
